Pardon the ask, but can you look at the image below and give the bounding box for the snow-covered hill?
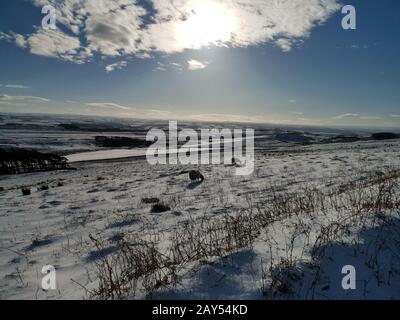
[1,133,399,300]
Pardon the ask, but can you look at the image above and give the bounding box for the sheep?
[189,170,204,182]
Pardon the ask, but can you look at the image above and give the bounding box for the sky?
[0,0,399,128]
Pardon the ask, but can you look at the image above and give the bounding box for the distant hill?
[275,132,314,143]
[371,132,399,140]
[94,136,153,148]
[320,135,361,144]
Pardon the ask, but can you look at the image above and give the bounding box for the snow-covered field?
[1,115,400,300]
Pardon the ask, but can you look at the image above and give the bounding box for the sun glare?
[179,1,238,48]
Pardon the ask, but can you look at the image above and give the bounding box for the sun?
[179,0,238,48]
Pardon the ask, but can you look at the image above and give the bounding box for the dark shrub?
[142,197,160,204]
[151,203,171,213]
[39,185,49,191]
[22,187,31,196]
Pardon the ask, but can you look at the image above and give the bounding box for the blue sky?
[0,0,399,127]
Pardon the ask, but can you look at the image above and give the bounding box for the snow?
[66,149,147,163]
[1,116,400,300]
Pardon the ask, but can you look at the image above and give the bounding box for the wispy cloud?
[296,117,312,122]
[332,114,386,121]
[105,61,128,73]
[85,102,133,111]
[187,59,209,71]
[0,0,341,64]
[345,44,372,50]
[155,63,167,72]
[275,39,293,52]
[359,116,381,120]
[332,113,360,120]
[189,113,268,123]
[0,32,14,42]
[0,94,49,103]
[155,61,183,72]
[4,84,30,89]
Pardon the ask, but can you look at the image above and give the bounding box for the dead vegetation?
[141,197,160,205]
[89,210,259,299]
[87,168,400,300]
[261,168,400,299]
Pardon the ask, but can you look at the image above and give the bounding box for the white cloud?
[85,102,133,110]
[275,39,294,52]
[26,28,89,63]
[189,113,268,123]
[297,117,311,122]
[155,63,168,72]
[187,59,209,71]
[83,2,146,57]
[0,94,50,103]
[170,62,183,71]
[4,84,30,89]
[345,44,371,50]
[0,0,341,64]
[155,61,183,72]
[332,114,385,121]
[332,113,360,120]
[15,35,27,48]
[0,32,13,42]
[0,32,27,48]
[390,115,400,118]
[105,61,128,73]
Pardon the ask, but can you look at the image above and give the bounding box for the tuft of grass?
[38,184,49,191]
[141,197,160,205]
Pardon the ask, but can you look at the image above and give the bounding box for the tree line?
[0,148,70,175]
